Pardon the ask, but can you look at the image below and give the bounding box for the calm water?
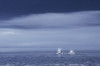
[0,50,100,66]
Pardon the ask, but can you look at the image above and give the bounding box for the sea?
[0,50,100,66]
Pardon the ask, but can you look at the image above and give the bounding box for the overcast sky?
[0,0,100,51]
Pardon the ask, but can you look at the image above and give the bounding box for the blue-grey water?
[0,50,100,66]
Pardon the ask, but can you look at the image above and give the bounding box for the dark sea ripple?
[0,50,100,66]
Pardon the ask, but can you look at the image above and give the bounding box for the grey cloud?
[0,26,100,50]
[0,11,100,29]
[0,11,100,51]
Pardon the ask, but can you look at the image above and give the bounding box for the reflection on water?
[0,50,100,66]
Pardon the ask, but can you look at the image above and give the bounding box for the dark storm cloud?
[0,0,100,18]
[0,11,100,29]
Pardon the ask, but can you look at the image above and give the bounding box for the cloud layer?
[0,26,100,51]
[0,11,100,29]
[0,11,100,51]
